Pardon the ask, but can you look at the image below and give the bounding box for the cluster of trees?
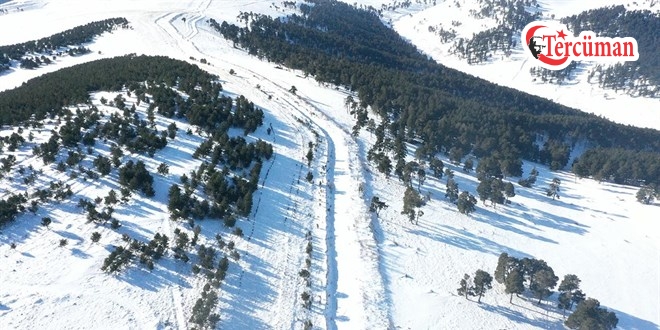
[0,132,24,152]
[102,232,170,273]
[168,157,263,223]
[477,177,515,206]
[0,194,27,227]
[0,18,129,73]
[118,160,155,197]
[299,231,314,313]
[561,6,659,98]
[211,0,660,189]
[96,104,168,156]
[451,0,540,63]
[189,283,220,329]
[495,253,560,304]
[518,167,539,188]
[457,269,493,303]
[189,234,238,328]
[78,197,118,225]
[428,24,457,44]
[149,81,264,138]
[492,252,618,329]
[194,136,272,170]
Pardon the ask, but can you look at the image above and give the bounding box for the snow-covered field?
[0,0,659,329]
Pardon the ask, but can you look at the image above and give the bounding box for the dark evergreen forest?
[212,0,660,186]
[0,54,213,125]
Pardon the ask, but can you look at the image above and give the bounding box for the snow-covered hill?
[0,1,658,330]
[348,0,660,130]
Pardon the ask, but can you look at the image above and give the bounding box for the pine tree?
[546,177,561,199]
[558,291,572,314]
[456,191,476,215]
[463,158,474,173]
[41,217,52,228]
[429,158,444,178]
[519,258,541,288]
[457,273,472,299]
[565,298,618,330]
[570,289,586,309]
[369,196,388,216]
[402,186,423,224]
[489,178,505,206]
[494,252,510,284]
[91,232,102,243]
[476,177,492,204]
[445,178,459,203]
[306,149,313,166]
[504,182,515,203]
[636,186,656,204]
[157,163,169,175]
[530,268,558,304]
[505,269,525,303]
[557,275,582,310]
[104,190,118,205]
[167,122,177,139]
[417,168,426,191]
[473,269,493,303]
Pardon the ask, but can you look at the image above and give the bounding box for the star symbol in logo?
[557,29,567,40]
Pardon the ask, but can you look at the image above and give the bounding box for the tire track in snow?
[270,89,390,328]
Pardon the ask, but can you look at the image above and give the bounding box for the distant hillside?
[561,6,660,97]
[213,0,660,186]
[0,18,129,73]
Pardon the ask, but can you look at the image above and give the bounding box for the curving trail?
[146,2,392,327]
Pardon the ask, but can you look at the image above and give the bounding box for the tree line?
[0,54,217,125]
[459,252,618,329]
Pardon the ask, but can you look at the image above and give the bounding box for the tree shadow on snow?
[475,207,561,244]
[479,303,564,329]
[117,258,191,292]
[218,252,275,330]
[610,308,660,330]
[408,222,533,258]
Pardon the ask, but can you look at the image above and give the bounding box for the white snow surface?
[0,0,658,330]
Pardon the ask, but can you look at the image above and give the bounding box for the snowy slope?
[345,0,660,130]
[0,1,659,330]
